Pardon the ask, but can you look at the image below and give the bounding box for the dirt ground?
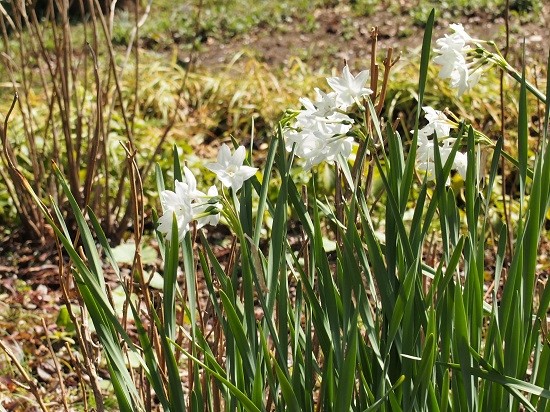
[194,3,549,70]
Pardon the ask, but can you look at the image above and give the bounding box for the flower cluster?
[415,106,467,180]
[433,24,488,97]
[157,167,221,241]
[284,65,372,169]
[157,144,257,240]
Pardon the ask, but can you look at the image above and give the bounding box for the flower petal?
[232,146,247,166]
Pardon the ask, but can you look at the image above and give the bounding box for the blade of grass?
[252,132,278,246]
[401,9,435,208]
[336,314,358,411]
[163,215,180,342]
[151,309,186,411]
[219,290,255,378]
[363,376,405,412]
[454,281,476,410]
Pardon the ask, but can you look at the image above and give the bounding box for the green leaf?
[151,310,186,411]
[410,333,435,402]
[163,214,180,341]
[56,306,75,332]
[252,131,278,246]
[52,165,105,289]
[454,282,476,410]
[336,319,358,411]
[386,260,417,353]
[219,290,255,378]
[364,376,405,412]
[174,339,261,412]
[274,357,301,410]
[401,8,435,206]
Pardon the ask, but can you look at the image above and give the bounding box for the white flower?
[157,167,221,240]
[433,48,464,79]
[327,65,372,108]
[416,140,456,180]
[433,24,487,97]
[414,107,467,180]
[297,97,317,117]
[284,64,373,170]
[420,106,454,139]
[453,152,468,179]
[449,23,473,43]
[285,111,354,170]
[293,132,327,170]
[157,177,195,241]
[194,186,222,228]
[323,135,355,167]
[312,88,339,117]
[416,131,443,177]
[181,165,206,199]
[206,144,258,190]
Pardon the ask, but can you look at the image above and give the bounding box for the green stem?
[231,188,241,214]
[504,65,547,104]
[485,42,547,104]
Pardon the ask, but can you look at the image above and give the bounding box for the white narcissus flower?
[157,176,195,241]
[286,111,354,170]
[182,165,206,199]
[421,106,454,139]
[297,97,317,119]
[453,152,468,179]
[449,23,473,43]
[284,63,371,170]
[414,106,468,181]
[312,88,339,117]
[327,65,372,108]
[194,186,222,229]
[433,49,463,79]
[157,167,221,240]
[206,144,258,191]
[433,23,488,97]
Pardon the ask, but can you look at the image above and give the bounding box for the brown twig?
[0,93,43,239]
[41,318,70,412]
[352,27,380,194]
[376,48,399,117]
[82,43,104,210]
[122,140,166,407]
[1,94,19,173]
[65,342,89,412]
[0,339,49,412]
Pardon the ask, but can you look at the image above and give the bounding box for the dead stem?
[41,318,70,412]
[0,339,49,412]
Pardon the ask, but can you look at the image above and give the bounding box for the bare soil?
[193,3,549,70]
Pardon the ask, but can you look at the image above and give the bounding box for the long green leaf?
[336,317,358,411]
[163,215,180,341]
[401,9,435,207]
[219,290,255,378]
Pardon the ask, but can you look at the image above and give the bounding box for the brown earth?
[193,3,549,71]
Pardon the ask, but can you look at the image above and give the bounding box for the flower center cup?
[226,165,238,176]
